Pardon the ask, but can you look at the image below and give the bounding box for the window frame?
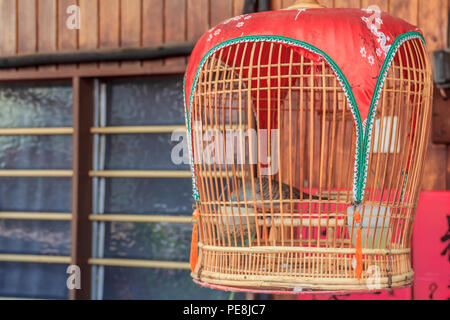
[0,63,189,300]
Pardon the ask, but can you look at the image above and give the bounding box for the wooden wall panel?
[447,146,450,190]
[233,0,245,15]
[422,144,448,190]
[418,0,448,57]
[58,0,78,70]
[165,0,187,66]
[99,0,120,69]
[58,1,78,50]
[142,0,164,68]
[188,0,210,42]
[389,0,419,25]
[79,0,98,50]
[361,0,388,11]
[121,0,142,68]
[334,0,361,8]
[281,0,296,8]
[18,0,37,54]
[417,0,448,190]
[0,0,17,56]
[37,0,57,71]
[38,0,57,53]
[17,0,37,72]
[210,0,233,26]
[79,0,98,69]
[319,0,334,8]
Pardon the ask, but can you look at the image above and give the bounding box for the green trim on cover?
[356,31,426,203]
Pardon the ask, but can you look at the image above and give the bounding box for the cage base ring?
[193,279,412,296]
[193,274,413,295]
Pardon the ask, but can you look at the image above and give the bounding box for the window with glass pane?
[0,82,73,299]
[91,76,238,299]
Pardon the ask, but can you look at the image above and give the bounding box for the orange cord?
[354,210,363,280]
[190,209,199,273]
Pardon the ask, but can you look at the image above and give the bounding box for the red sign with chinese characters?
[413,191,450,300]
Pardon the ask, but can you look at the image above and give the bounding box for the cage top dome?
[185,8,423,124]
[184,7,426,203]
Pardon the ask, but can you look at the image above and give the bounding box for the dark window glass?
[0,178,72,212]
[0,82,73,128]
[97,76,229,300]
[0,135,72,170]
[103,267,243,300]
[105,133,189,171]
[0,262,68,299]
[106,76,185,126]
[104,222,191,261]
[0,82,72,299]
[0,220,71,255]
[104,178,193,215]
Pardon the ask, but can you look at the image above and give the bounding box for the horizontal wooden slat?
[89,170,192,178]
[90,125,185,134]
[89,214,192,223]
[257,218,345,228]
[0,297,44,300]
[0,254,71,264]
[0,64,186,81]
[0,127,73,135]
[0,212,72,221]
[198,244,411,255]
[88,258,190,269]
[0,170,73,177]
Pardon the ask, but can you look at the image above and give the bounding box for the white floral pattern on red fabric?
[295,9,307,20]
[360,47,367,58]
[361,8,392,57]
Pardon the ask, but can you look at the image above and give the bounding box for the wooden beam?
[88,258,190,270]
[0,127,73,135]
[0,63,185,81]
[89,214,192,223]
[90,125,184,134]
[70,77,94,300]
[0,170,73,177]
[0,254,71,264]
[0,212,72,221]
[89,170,192,178]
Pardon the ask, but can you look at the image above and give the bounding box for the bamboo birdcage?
[184,1,433,294]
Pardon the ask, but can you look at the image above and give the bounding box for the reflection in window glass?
[104,178,193,215]
[0,178,72,212]
[0,262,68,299]
[95,76,220,300]
[105,133,189,171]
[104,222,191,261]
[0,82,73,128]
[0,220,71,256]
[0,82,73,299]
[0,135,72,170]
[106,76,185,126]
[103,267,243,300]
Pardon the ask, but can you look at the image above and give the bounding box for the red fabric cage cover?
[184,8,425,203]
